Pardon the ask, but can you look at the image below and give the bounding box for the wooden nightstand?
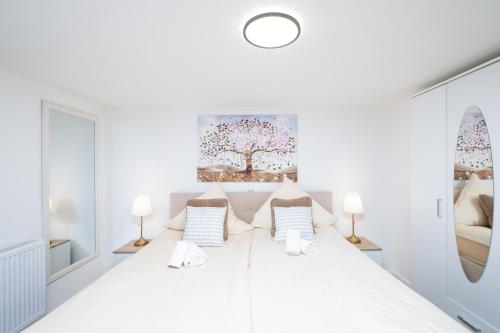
[112,240,151,266]
[352,237,383,267]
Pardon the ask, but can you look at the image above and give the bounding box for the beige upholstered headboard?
[170,192,333,223]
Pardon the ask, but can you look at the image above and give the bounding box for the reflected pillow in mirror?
[454,173,493,227]
[478,194,494,228]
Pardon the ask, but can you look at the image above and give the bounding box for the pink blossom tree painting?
[197,115,297,182]
[454,106,493,180]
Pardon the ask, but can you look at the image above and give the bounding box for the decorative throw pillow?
[252,177,336,229]
[478,194,494,228]
[454,173,493,226]
[273,206,314,244]
[271,197,313,237]
[186,198,228,240]
[167,183,253,235]
[183,206,227,247]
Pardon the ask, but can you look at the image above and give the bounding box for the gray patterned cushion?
[183,206,227,247]
[273,207,314,244]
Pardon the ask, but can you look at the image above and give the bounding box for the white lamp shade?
[343,192,364,214]
[131,194,152,217]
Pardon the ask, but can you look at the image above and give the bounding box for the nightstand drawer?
[112,240,151,267]
[364,250,383,266]
[352,237,384,267]
[112,252,133,266]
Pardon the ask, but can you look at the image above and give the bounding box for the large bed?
[26,192,467,333]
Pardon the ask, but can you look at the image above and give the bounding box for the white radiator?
[0,240,46,333]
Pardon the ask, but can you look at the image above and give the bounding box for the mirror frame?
[41,100,100,283]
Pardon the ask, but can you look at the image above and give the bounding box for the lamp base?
[346,235,361,244]
[134,237,149,247]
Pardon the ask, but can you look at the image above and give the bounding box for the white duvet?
[25,230,253,333]
[26,227,467,333]
[249,228,468,333]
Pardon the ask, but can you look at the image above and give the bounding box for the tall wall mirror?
[453,105,494,282]
[42,101,98,282]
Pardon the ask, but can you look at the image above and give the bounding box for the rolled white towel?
[168,240,191,268]
[183,243,208,268]
[300,239,315,255]
[286,229,301,256]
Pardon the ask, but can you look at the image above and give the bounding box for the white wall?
[105,107,411,280]
[0,68,108,311]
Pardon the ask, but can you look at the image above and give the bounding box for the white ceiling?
[1,0,500,109]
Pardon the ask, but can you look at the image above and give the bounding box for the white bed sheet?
[249,227,468,333]
[26,229,253,333]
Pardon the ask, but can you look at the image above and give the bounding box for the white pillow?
[167,183,253,234]
[274,207,314,244]
[454,173,493,226]
[183,206,226,247]
[252,177,336,229]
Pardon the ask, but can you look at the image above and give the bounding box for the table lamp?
[344,192,364,244]
[131,194,152,246]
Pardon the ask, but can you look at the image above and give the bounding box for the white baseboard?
[391,271,411,287]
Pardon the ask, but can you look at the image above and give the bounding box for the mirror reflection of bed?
[454,173,493,282]
[453,105,494,282]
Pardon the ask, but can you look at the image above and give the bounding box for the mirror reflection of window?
[43,103,97,280]
[453,105,494,283]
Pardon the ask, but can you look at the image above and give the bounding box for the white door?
[446,61,500,332]
[410,86,447,310]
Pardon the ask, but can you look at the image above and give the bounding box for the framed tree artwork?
[197,115,297,182]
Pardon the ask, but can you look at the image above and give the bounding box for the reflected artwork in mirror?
[43,102,98,282]
[453,105,494,282]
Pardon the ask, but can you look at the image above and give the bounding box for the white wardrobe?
[410,59,500,332]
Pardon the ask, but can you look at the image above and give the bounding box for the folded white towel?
[286,229,301,256]
[168,240,191,268]
[300,239,315,255]
[183,243,208,268]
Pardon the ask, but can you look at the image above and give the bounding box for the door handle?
[436,199,444,218]
[457,315,481,332]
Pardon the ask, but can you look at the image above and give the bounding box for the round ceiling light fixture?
[243,12,300,49]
